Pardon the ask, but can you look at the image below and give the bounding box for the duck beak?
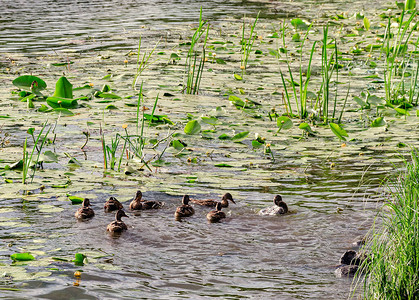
[230,198,236,204]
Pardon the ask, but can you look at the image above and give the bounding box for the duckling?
[206,202,226,223]
[106,209,129,233]
[104,196,123,212]
[191,192,235,208]
[129,190,164,210]
[75,198,95,220]
[258,195,288,216]
[174,195,195,219]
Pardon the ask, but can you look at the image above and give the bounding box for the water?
[0,0,405,299]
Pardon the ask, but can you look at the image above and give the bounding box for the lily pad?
[12,75,46,92]
[184,120,201,135]
[329,123,348,141]
[10,253,35,261]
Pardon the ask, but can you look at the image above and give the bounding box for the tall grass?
[184,8,209,94]
[240,12,260,74]
[381,9,418,105]
[132,37,160,91]
[354,149,419,299]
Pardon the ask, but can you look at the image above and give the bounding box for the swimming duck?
[104,196,123,212]
[206,202,226,223]
[174,195,195,219]
[191,193,235,208]
[129,190,164,210]
[258,195,288,216]
[75,198,95,220]
[106,209,129,233]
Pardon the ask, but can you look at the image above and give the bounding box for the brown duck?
[258,195,288,216]
[106,209,129,233]
[191,193,235,208]
[104,196,123,212]
[174,195,195,219]
[129,190,164,210]
[206,202,226,223]
[75,198,95,220]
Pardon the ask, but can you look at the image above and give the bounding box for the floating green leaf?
[53,108,75,116]
[231,131,249,142]
[96,92,121,99]
[329,123,348,141]
[214,163,234,168]
[371,117,386,127]
[234,74,243,81]
[363,16,370,30]
[53,76,73,99]
[68,196,84,204]
[277,116,293,131]
[73,253,86,266]
[46,97,78,109]
[184,120,201,135]
[10,253,35,261]
[299,122,314,134]
[290,18,308,30]
[12,75,47,92]
[171,140,186,150]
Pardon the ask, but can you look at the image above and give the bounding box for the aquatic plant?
[353,149,419,299]
[381,9,419,107]
[22,122,51,184]
[240,12,260,74]
[279,21,314,119]
[183,7,209,94]
[132,37,160,91]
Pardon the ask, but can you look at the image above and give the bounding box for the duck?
[206,202,226,223]
[104,196,123,212]
[174,195,195,219]
[258,195,288,216]
[129,190,164,210]
[190,192,235,208]
[335,250,367,278]
[106,209,129,233]
[75,198,95,220]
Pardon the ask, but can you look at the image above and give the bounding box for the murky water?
[0,0,413,299]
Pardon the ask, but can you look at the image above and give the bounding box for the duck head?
[82,198,91,207]
[182,195,190,205]
[134,190,143,201]
[222,192,235,204]
[115,209,129,221]
[273,195,283,206]
[215,202,223,211]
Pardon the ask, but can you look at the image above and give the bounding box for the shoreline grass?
[354,149,419,299]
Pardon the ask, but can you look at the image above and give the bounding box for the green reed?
[279,23,314,119]
[184,7,209,94]
[382,9,418,105]
[353,149,419,299]
[240,12,260,74]
[132,36,160,91]
[22,122,51,184]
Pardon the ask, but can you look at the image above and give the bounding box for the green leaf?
[73,253,86,266]
[234,74,243,81]
[201,116,218,126]
[10,253,35,261]
[277,116,293,131]
[218,133,231,140]
[252,140,264,149]
[40,150,59,163]
[12,75,47,92]
[184,120,201,135]
[214,163,234,168]
[299,122,314,133]
[53,108,75,116]
[96,92,121,99]
[371,117,386,127]
[171,140,185,150]
[46,97,78,109]
[105,104,118,110]
[53,76,73,99]
[228,95,245,107]
[290,18,308,30]
[329,123,348,141]
[68,196,84,204]
[231,131,249,142]
[394,107,410,115]
[216,58,227,64]
[363,16,370,30]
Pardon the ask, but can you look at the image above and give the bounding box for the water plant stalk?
[240,12,260,74]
